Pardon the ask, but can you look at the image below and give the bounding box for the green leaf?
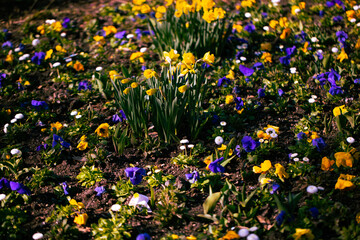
[203,192,221,214]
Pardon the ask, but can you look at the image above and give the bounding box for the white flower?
[265,128,276,135]
[354,5,359,10]
[14,47,21,52]
[70,110,78,116]
[290,67,297,74]
[126,34,134,39]
[110,204,121,212]
[270,132,278,138]
[311,37,318,43]
[220,121,227,126]
[187,144,194,149]
[235,60,241,64]
[293,157,299,162]
[96,66,103,71]
[75,115,82,119]
[311,95,318,99]
[238,229,250,237]
[347,137,355,144]
[259,139,264,143]
[249,226,258,232]
[247,233,260,240]
[180,146,186,150]
[245,12,252,18]
[180,139,189,144]
[10,148,22,157]
[4,123,9,134]
[128,193,152,212]
[32,39,40,47]
[350,18,356,23]
[240,56,247,61]
[60,32,67,37]
[52,62,61,68]
[306,185,318,194]
[263,26,270,31]
[15,113,24,119]
[331,47,338,53]
[10,118,17,123]
[215,136,224,145]
[279,45,284,49]
[140,47,147,53]
[290,153,298,158]
[19,54,30,61]
[65,58,72,63]
[308,98,315,103]
[303,157,309,162]
[45,19,56,25]
[0,194,6,201]
[357,22,360,27]
[32,233,44,240]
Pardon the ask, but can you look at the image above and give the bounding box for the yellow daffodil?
[335,152,354,168]
[260,177,272,185]
[214,7,226,19]
[131,82,139,88]
[51,122,63,131]
[80,135,87,141]
[178,84,189,93]
[241,0,256,8]
[202,10,216,23]
[141,4,151,14]
[182,52,195,69]
[163,49,180,64]
[253,160,272,173]
[121,78,131,84]
[73,61,84,71]
[333,105,348,117]
[146,88,158,96]
[123,87,131,95]
[202,51,215,66]
[74,213,88,225]
[275,163,289,181]
[144,69,157,79]
[95,123,110,138]
[337,48,348,62]
[109,70,119,80]
[133,0,146,5]
[292,228,314,240]
[321,157,335,171]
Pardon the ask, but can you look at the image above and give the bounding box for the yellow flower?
[217,144,227,151]
[123,87,131,95]
[220,230,240,240]
[214,7,226,19]
[51,122,63,131]
[141,4,151,14]
[131,82,139,88]
[233,24,243,33]
[355,39,360,49]
[186,235,197,240]
[335,174,355,190]
[280,28,291,39]
[171,234,179,239]
[165,0,173,6]
[279,17,288,28]
[109,70,119,80]
[55,45,66,53]
[45,49,53,60]
[37,25,45,34]
[74,213,88,225]
[163,49,180,64]
[69,199,85,209]
[182,52,195,69]
[337,48,348,62]
[261,52,272,63]
[299,2,306,9]
[93,35,106,45]
[260,178,272,185]
[333,105,348,117]
[226,70,235,80]
[146,88,158,96]
[257,130,270,140]
[202,0,215,11]
[261,42,272,51]
[202,9,216,23]
[73,61,84,71]
[275,163,289,181]
[130,52,145,63]
[5,54,14,63]
[51,21,62,32]
[95,123,110,138]
[77,141,88,151]
[321,157,335,171]
[292,228,314,240]
[133,0,145,5]
[144,69,157,79]
[264,125,279,133]
[302,41,309,53]
[253,160,272,173]
[335,152,354,168]
[178,85,189,93]
[204,156,211,171]
[202,51,215,66]
[80,135,87,141]
[103,25,117,36]
[241,0,256,8]
[121,78,131,84]
[356,212,360,224]
[269,20,278,29]
[291,6,301,15]
[225,95,234,104]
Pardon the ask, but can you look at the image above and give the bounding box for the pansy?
[52,134,71,148]
[73,61,84,71]
[253,160,272,173]
[74,213,88,225]
[208,157,225,173]
[270,182,280,194]
[185,171,199,184]
[335,174,355,190]
[36,143,48,151]
[95,123,110,138]
[309,207,319,219]
[334,152,353,168]
[242,136,259,152]
[125,167,146,185]
[257,88,265,98]
[329,85,343,95]
[95,186,106,196]
[239,65,254,76]
[217,76,231,87]
[276,210,287,225]
[312,137,326,152]
[234,97,244,110]
[61,182,69,195]
[244,23,255,33]
[321,157,335,171]
[136,233,151,240]
[31,52,46,65]
[1,178,31,195]
[333,105,348,117]
[51,122,63,131]
[129,193,152,212]
[292,228,314,240]
[275,163,289,181]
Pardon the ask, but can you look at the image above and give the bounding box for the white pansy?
[126,34,134,39]
[140,47,147,53]
[128,193,152,212]
[19,54,30,61]
[245,12,252,18]
[290,67,297,74]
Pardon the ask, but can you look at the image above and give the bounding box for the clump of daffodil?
[95,123,110,138]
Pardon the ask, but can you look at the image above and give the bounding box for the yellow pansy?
[51,21,62,32]
[321,157,335,171]
[5,54,14,63]
[220,230,240,240]
[141,4,151,14]
[74,213,88,225]
[45,49,53,60]
[55,45,66,53]
[253,160,272,173]
[51,122,63,131]
[337,48,348,62]
[280,28,291,39]
[261,52,272,63]
[103,25,117,36]
[292,228,314,240]
[279,17,288,28]
[37,25,45,34]
[233,24,243,33]
[275,163,289,181]
[226,70,235,80]
[225,95,234,104]
[93,35,106,45]
[95,123,110,138]
[130,52,145,63]
[133,0,145,5]
[269,20,278,29]
[217,144,227,151]
[335,174,355,190]
[333,105,348,117]
[335,152,354,168]
[73,61,84,71]
[77,141,88,151]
